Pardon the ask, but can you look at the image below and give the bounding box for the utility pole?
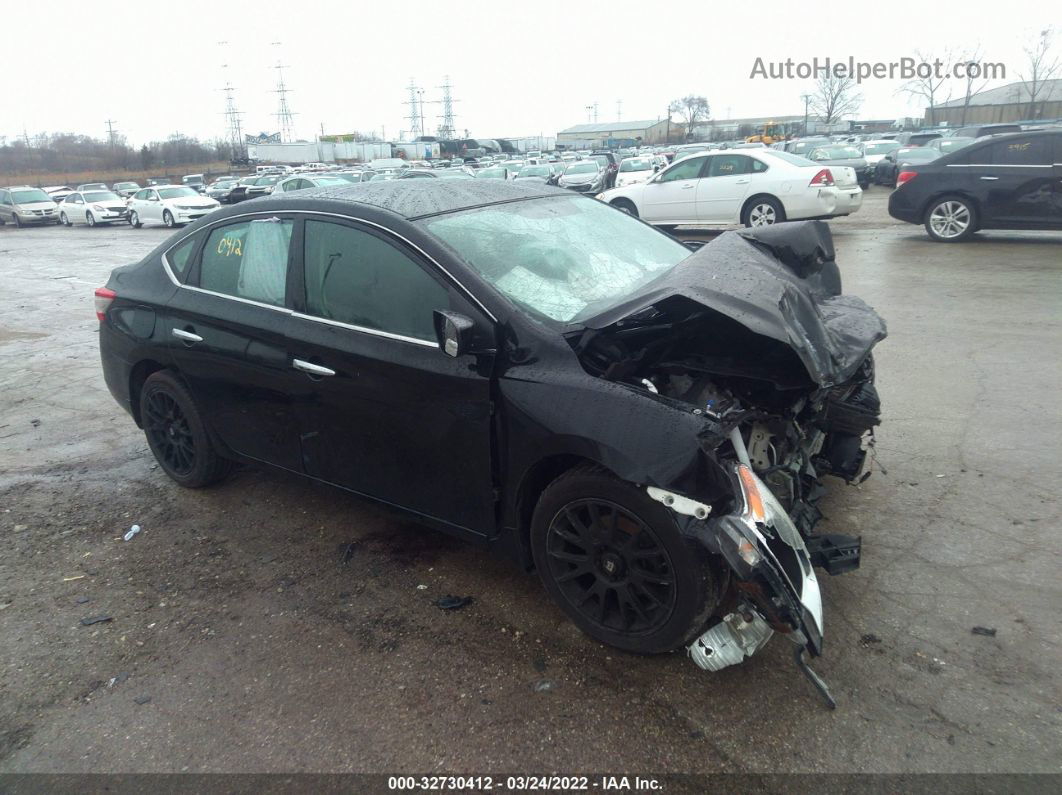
[801,93,811,136]
[665,107,671,144]
[585,104,593,122]
[105,119,118,150]
[270,42,297,142]
[593,102,599,123]
[616,99,622,122]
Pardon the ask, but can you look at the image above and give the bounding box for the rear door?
[977,136,1059,226]
[285,216,497,534]
[640,155,709,222]
[696,154,755,222]
[163,216,303,471]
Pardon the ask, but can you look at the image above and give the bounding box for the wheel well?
[515,454,599,570]
[609,197,636,211]
[129,360,167,427]
[740,193,781,221]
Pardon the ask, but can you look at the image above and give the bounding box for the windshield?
[517,166,550,178]
[619,159,651,172]
[420,195,691,324]
[158,187,199,199]
[256,176,281,185]
[80,184,106,190]
[565,162,599,175]
[811,146,862,160]
[313,176,348,185]
[12,189,52,204]
[83,191,120,202]
[863,142,899,155]
[334,173,362,182]
[212,180,237,188]
[477,168,507,178]
[115,182,139,189]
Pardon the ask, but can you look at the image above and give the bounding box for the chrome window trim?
[160,208,497,323]
[291,312,437,348]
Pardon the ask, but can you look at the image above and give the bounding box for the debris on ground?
[30,419,40,428]
[434,595,473,610]
[62,575,86,582]
[123,524,141,542]
[416,584,428,590]
[532,679,556,693]
[75,596,90,604]
[107,672,129,688]
[860,633,882,646]
[133,695,151,705]
[972,626,998,637]
[532,656,547,672]
[80,615,113,626]
[341,542,357,564]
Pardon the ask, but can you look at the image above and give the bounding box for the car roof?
[255,179,562,220]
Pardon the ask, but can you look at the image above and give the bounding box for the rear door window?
[198,219,294,306]
[985,137,1052,166]
[708,155,752,177]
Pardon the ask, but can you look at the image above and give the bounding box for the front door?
[163,216,303,471]
[285,217,496,534]
[640,155,709,222]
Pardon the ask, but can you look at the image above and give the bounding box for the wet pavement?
[0,192,1059,774]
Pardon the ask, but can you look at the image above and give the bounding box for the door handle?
[293,359,335,377]
[980,176,999,181]
[735,178,750,184]
[680,183,695,190]
[172,328,203,343]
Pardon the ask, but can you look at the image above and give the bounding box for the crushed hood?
[582,221,887,387]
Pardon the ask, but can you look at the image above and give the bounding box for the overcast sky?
[5,0,1056,145]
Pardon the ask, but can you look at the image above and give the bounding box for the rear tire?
[923,195,977,242]
[530,465,720,654]
[741,195,785,227]
[140,371,231,488]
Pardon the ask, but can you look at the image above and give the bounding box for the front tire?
[60,212,71,227]
[924,195,977,242]
[530,465,720,654]
[86,212,96,227]
[129,210,142,228]
[163,210,175,228]
[140,371,231,488]
[742,195,785,227]
[610,198,638,217]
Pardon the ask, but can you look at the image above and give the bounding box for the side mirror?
[434,310,475,358]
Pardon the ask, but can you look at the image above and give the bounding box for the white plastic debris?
[123,524,141,542]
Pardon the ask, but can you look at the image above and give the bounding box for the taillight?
[896,170,918,186]
[94,287,116,322]
[809,168,834,187]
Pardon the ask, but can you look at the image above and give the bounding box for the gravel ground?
[0,191,1059,775]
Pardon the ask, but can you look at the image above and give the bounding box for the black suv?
[887,130,1062,241]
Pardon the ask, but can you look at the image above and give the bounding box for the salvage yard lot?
[0,191,1059,773]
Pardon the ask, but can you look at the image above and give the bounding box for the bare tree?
[810,73,863,126]
[957,45,991,126]
[668,95,710,140]
[1019,28,1060,120]
[899,49,953,125]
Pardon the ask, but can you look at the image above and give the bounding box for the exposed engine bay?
[568,221,887,706]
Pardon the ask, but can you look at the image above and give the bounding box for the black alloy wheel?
[139,371,230,487]
[544,498,678,637]
[531,466,721,654]
[143,390,196,476]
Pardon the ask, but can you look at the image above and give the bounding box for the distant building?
[557,120,671,147]
[928,79,1062,125]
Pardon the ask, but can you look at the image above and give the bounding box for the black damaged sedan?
[96,181,885,706]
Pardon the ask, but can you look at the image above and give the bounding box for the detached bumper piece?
[806,533,861,576]
[688,612,773,672]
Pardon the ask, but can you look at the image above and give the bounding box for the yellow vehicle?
[746,122,785,145]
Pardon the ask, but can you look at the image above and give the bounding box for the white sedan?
[275,173,352,192]
[59,189,128,226]
[127,185,220,228]
[597,149,862,229]
[614,156,659,188]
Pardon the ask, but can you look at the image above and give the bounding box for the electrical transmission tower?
[270,42,297,142]
[616,99,622,122]
[220,70,247,161]
[436,75,458,140]
[404,79,425,139]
